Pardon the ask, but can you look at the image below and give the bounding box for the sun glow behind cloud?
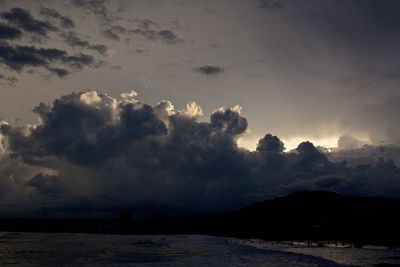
[282,136,340,151]
[238,134,341,151]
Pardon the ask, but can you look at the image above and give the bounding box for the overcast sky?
[1,0,400,216]
[1,0,400,150]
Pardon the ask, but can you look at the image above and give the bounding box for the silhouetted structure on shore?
[1,191,399,247]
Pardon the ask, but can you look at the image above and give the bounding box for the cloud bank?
[1,90,400,217]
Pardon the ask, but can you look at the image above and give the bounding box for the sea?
[0,232,399,266]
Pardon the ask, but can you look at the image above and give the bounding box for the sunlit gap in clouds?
[282,136,340,151]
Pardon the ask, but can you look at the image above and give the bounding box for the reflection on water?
[0,232,398,266]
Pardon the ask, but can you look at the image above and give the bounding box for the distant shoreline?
[226,237,399,251]
[1,191,399,248]
[226,237,400,267]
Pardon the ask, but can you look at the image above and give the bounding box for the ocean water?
[230,238,400,267]
[0,232,398,267]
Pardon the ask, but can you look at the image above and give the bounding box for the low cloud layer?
[0,23,22,40]
[60,31,108,56]
[39,7,75,29]
[1,90,400,217]
[0,6,109,83]
[102,24,183,45]
[0,42,96,77]
[1,7,58,37]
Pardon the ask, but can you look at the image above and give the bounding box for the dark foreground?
[2,232,400,267]
[1,191,399,247]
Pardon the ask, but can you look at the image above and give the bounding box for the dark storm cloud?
[26,173,65,195]
[6,92,167,166]
[1,7,58,37]
[193,65,224,76]
[0,92,251,212]
[2,91,400,215]
[279,157,400,197]
[257,134,285,153]
[0,23,22,40]
[210,107,247,136]
[0,42,96,77]
[328,144,400,167]
[39,7,75,28]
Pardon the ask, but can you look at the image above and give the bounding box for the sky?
[1,0,400,217]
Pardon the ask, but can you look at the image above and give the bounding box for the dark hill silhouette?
[1,191,399,247]
[214,191,400,247]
